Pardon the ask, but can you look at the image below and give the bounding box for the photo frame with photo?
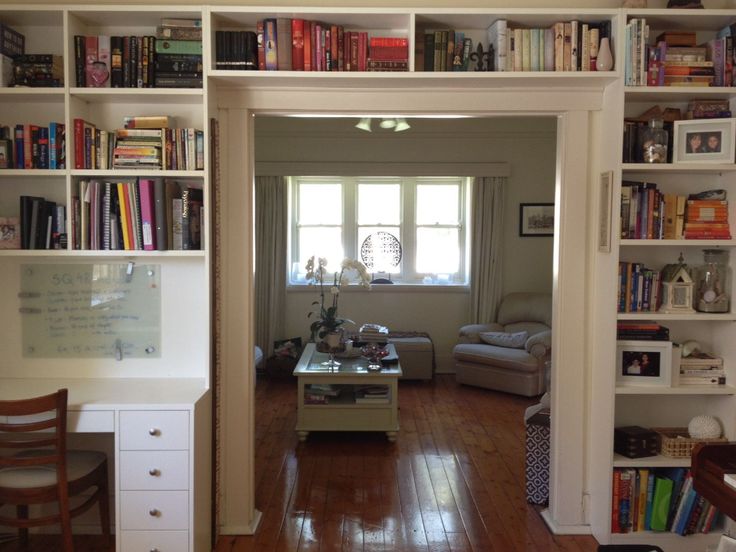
[0,138,12,169]
[519,203,554,237]
[673,118,736,164]
[616,340,672,387]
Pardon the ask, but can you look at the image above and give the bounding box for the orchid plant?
[306,256,371,341]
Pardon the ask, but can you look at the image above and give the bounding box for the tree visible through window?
[290,176,468,284]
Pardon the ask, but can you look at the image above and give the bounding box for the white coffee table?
[293,342,402,442]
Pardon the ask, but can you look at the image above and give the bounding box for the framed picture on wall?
[519,203,554,237]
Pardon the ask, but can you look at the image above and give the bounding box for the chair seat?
[453,343,538,373]
[0,450,106,489]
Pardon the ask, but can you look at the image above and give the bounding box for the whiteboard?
[20,264,161,359]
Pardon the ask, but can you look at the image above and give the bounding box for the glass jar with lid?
[641,118,668,163]
[695,249,731,313]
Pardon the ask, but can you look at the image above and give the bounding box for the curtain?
[254,176,287,356]
[470,176,506,324]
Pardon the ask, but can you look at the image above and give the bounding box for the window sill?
[287,283,469,293]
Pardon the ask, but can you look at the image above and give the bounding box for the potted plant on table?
[305,256,371,348]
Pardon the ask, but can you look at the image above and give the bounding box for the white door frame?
[216,85,602,535]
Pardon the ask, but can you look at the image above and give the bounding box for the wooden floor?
[217,374,600,552]
[0,375,601,552]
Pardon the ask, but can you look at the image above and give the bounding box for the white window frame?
[289,176,468,285]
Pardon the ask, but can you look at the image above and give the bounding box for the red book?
[291,19,304,71]
[314,24,323,71]
[337,26,344,71]
[310,21,317,71]
[358,32,367,71]
[74,119,84,169]
[349,32,359,71]
[303,21,312,71]
[256,20,265,70]
[84,35,99,88]
[612,470,621,533]
[138,178,156,250]
[23,124,32,169]
[330,25,338,71]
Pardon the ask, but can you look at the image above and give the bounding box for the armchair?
[453,292,552,397]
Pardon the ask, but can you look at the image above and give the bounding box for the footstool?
[388,336,433,380]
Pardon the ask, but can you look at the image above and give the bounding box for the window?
[290,176,468,285]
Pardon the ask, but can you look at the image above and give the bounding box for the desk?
[0,378,211,552]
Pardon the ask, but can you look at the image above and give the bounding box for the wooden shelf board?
[613,452,690,468]
[70,87,203,103]
[621,163,736,173]
[617,312,736,321]
[209,70,619,89]
[0,250,205,257]
[71,170,204,178]
[616,385,736,396]
[620,239,736,247]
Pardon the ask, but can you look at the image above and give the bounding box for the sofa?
[453,292,552,397]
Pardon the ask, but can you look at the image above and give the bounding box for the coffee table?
[293,342,402,442]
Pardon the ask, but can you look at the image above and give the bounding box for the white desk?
[0,378,212,552]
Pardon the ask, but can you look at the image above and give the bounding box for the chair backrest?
[0,389,68,471]
[497,292,552,327]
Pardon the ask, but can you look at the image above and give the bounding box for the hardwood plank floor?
[218,374,601,552]
[0,375,601,552]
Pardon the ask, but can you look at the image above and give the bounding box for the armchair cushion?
[457,323,504,344]
[479,330,528,349]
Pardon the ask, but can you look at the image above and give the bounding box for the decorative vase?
[596,37,613,72]
[323,331,342,349]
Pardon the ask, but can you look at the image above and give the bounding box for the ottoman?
[525,409,551,505]
[388,336,433,380]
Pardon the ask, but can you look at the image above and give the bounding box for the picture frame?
[0,138,12,169]
[616,340,673,387]
[672,118,736,164]
[598,171,613,253]
[519,203,554,237]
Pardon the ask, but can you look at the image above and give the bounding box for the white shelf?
[624,86,736,102]
[610,530,722,547]
[620,239,736,247]
[0,88,65,101]
[0,170,65,177]
[0,250,205,257]
[70,88,204,103]
[209,70,619,90]
[621,163,736,173]
[71,170,204,178]
[613,452,690,468]
[623,8,736,30]
[616,385,736,395]
[617,312,736,321]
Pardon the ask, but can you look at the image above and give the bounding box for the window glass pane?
[299,183,342,224]
[416,228,459,274]
[358,227,401,273]
[298,227,343,273]
[416,184,459,225]
[358,184,400,225]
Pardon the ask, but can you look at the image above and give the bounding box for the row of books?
[0,123,65,170]
[616,322,669,341]
[9,54,63,87]
[71,178,203,251]
[18,195,66,249]
[483,19,612,73]
[355,385,390,404]
[74,35,203,89]
[677,352,726,386]
[627,20,736,86]
[684,199,731,239]
[611,468,720,535]
[73,119,204,171]
[617,262,661,313]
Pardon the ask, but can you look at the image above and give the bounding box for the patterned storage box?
[525,410,550,505]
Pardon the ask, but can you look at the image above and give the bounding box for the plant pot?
[323,331,342,349]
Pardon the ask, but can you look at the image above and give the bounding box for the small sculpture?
[688,415,722,440]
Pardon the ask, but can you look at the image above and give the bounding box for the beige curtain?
[470,176,506,324]
[255,176,287,356]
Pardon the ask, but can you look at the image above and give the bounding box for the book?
[650,476,673,531]
[155,40,203,55]
[138,178,156,250]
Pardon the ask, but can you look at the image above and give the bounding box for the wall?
[254,116,556,372]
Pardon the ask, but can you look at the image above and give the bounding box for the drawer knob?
[148,428,160,436]
[149,508,161,517]
[149,468,161,477]
[150,549,160,552]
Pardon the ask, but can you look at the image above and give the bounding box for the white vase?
[323,331,342,349]
[597,37,613,72]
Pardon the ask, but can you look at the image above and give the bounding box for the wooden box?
[614,425,659,458]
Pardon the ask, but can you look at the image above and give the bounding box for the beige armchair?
[453,292,552,397]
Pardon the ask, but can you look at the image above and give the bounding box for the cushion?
[479,331,528,349]
[453,343,539,373]
[0,450,106,489]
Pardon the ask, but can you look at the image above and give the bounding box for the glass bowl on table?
[361,342,389,372]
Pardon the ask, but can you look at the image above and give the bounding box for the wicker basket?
[652,427,728,458]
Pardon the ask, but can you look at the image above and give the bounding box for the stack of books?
[155,18,203,88]
[367,37,408,72]
[304,383,341,405]
[12,54,63,87]
[19,195,66,250]
[686,99,731,120]
[611,467,721,535]
[679,352,726,385]
[354,385,390,404]
[0,22,25,86]
[684,199,731,239]
[617,263,662,313]
[358,323,389,344]
[616,323,669,341]
[214,30,257,70]
[2,123,65,170]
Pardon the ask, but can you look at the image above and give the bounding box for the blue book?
[664,467,687,530]
[49,122,57,169]
[675,484,697,535]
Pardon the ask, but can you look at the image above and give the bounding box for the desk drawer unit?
[121,490,189,530]
[120,411,189,450]
[120,450,189,490]
[121,530,189,552]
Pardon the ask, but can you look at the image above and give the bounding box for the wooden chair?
[0,389,111,551]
